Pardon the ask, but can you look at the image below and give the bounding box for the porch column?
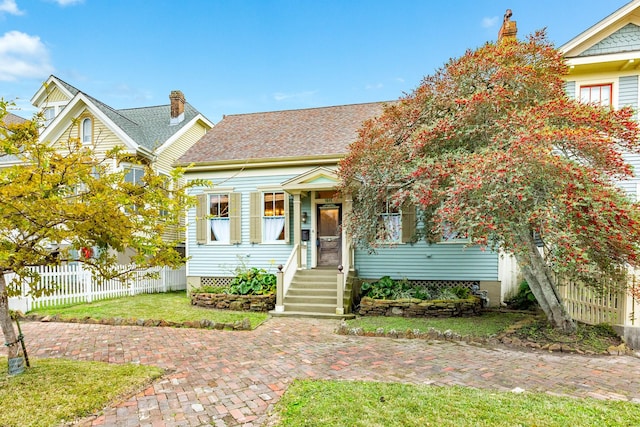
[343,194,354,270]
[293,193,302,267]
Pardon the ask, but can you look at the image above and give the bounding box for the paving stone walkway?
[13,318,640,426]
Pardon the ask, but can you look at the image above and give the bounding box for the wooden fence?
[8,264,186,313]
[558,269,640,327]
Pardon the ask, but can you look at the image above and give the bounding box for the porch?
[270,167,357,318]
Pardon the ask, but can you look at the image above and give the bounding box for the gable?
[578,23,640,57]
[281,166,340,191]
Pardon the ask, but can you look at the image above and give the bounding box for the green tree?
[0,101,202,362]
[339,32,640,333]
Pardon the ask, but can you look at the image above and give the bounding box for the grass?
[274,379,640,427]
[0,357,163,427]
[28,291,269,329]
[345,311,532,337]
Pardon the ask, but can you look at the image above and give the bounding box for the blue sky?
[0,0,631,122]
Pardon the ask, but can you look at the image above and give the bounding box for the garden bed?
[359,296,482,318]
[191,293,275,312]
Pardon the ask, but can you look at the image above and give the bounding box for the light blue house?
[177,102,517,317]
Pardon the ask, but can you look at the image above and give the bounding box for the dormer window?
[81,117,92,144]
[43,107,55,127]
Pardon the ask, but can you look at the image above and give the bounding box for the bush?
[505,280,538,310]
[361,277,471,301]
[228,267,277,295]
[191,285,229,294]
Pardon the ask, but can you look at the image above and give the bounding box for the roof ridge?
[222,100,392,118]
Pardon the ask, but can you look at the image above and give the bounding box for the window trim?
[81,117,93,144]
[262,191,287,243]
[208,193,231,244]
[376,199,402,244]
[579,83,613,107]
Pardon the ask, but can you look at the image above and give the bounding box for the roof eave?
[177,154,343,172]
[559,0,640,55]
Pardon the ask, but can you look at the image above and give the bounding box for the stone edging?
[191,293,275,312]
[358,296,482,317]
[22,314,253,331]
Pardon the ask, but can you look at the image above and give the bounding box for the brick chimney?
[169,90,185,125]
[498,9,517,42]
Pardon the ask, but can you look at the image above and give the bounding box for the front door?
[317,204,342,267]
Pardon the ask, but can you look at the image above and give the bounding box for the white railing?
[275,244,300,312]
[8,264,186,312]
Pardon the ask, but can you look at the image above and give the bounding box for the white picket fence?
[8,264,186,313]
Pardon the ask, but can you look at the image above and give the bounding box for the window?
[43,107,55,127]
[209,194,230,243]
[580,84,612,107]
[124,166,145,185]
[441,222,468,242]
[81,118,92,144]
[196,192,241,245]
[377,200,402,243]
[263,192,286,242]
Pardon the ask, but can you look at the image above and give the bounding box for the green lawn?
[0,357,163,427]
[275,379,640,427]
[28,291,269,329]
[345,311,532,337]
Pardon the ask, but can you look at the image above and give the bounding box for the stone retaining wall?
[359,296,482,317]
[191,293,275,312]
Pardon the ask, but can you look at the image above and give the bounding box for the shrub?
[361,277,471,301]
[191,285,229,294]
[228,267,277,295]
[505,280,538,310]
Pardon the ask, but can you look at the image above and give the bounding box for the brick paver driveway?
[13,318,640,426]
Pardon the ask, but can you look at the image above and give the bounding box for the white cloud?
[365,83,383,90]
[482,16,499,29]
[273,90,317,101]
[0,0,24,15]
[51,0,84,6]
[0,31,54,81]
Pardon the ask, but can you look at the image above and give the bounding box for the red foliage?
[339,31,640,280]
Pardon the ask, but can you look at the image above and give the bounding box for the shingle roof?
[4,113,27,126]
[177,101,387,165]
[50,76,207,152]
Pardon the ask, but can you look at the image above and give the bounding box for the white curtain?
[384,214,401,242]
[264,217,285,241]
[210,218,230,243]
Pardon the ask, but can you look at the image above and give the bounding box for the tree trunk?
[0,273,20,359]
[515,231,577,334]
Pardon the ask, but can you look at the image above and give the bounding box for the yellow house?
[560,0,640,348]
[27,75,214,254]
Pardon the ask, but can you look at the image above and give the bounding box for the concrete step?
[269,310,355,320]
[288,281,336,290]
[286,288,337,297]
[284,295,337,305]
[283,302,337,314]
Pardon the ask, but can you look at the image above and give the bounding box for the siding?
[564,81,576,99]
[186,172,299,277]
[620,75,640,200]
[154,121,208,174]
[579,23,640,57]
[355,243,499,281]
[186,167,499,280]
[52,109,135,161]
[155,121,209,242]
[44,86,71,104]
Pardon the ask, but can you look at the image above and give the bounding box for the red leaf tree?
[339,31,640,333]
